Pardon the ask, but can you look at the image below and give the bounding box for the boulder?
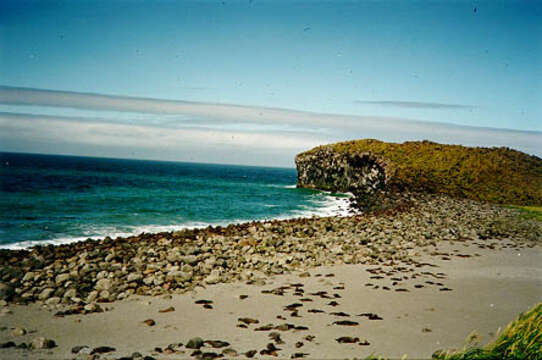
[0,283,14,301]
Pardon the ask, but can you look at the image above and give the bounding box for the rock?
[71,345,89,354]
[204,340,230,348]
[1,308,13,315]
[22,272,35,282]
[127,273,143,282]
[84,303,102,313]
[105,252,116,262]
[200,352,221,359]
[205,269,221,284]
[245,350,257,358]
[357,312,383,320]
[90,346,116,354]
[63,288,77,299]
[83,303,95,312]
[336,336,359,344]
[95,278,112,291]
[166,249,182,262]
[222,348,238,357]
[144,319,156,326]
[333,320,359,326]
[86,290,98,303]
[275,323,294,331]
[255,324,274,331]
[295,145,388,194]
[99,290,111,301]
[166,270,192,283]
[45,297,61,305]
[38,288,55,301]
[11,327,26,336]
[0,283,14,301]
[269,332,284,344]
[186,337,204,349]
[159,306,175,313]
[31,337,56,349]
[55,273,70,284]
[238,317,259,325]
[182,255,199,266]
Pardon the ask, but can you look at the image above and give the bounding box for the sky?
[0,0,540,167]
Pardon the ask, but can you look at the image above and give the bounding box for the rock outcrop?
[295,145,390,196]
[295,139,542,206]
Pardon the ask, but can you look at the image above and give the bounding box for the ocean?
[0,152,350,249]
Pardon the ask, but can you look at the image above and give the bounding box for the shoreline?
[1,191,355,251]
[0,193,540,358]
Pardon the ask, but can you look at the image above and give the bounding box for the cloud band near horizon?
[0,86,540,167]
[355,100,475,110]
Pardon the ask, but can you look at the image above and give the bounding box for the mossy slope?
[302,139,541,206]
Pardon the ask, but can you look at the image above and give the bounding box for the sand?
[1,242,540,359]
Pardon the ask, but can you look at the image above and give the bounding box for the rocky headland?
[0,139,540,359]
[296,139,542,206]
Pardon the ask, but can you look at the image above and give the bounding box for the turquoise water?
[0,152,348,249]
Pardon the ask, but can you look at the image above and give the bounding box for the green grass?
[433,303,542,360]
[301,139,542,206]
[508,206,542,221]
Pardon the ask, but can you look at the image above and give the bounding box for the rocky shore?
[1,193,539,307]
[0,193,540,359]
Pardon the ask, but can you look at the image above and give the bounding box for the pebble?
[238,317,259,325]
[45,297,61,305]
[222,348,238,357]
[11,327,26,336]
[245,350,257,358]
[0,341,15,348]
[186,337,204,349]
[55,273,70,285]
[205,340,230,348]
[336,336,359,344]
[71,345,89,354]
[95,278,112,291]
[144,319,156,326]
[333,320,359,326]
[31,337,56,349]
[0,283,14,301]
[159,306,175,313]
[90,345,116,354]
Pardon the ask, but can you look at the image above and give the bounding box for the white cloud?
[0,86,540,166]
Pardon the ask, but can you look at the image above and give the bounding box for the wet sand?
[1,241,540,359]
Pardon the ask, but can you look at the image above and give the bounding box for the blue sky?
[0,0,540,166]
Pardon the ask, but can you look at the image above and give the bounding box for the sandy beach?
[1,242,540,359]
[1,194,540,359]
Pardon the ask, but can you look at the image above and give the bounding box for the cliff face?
[295,145,390,195]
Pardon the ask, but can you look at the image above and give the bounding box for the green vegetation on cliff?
[305,139,541,206]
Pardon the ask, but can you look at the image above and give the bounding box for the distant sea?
[0,152,350,249]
